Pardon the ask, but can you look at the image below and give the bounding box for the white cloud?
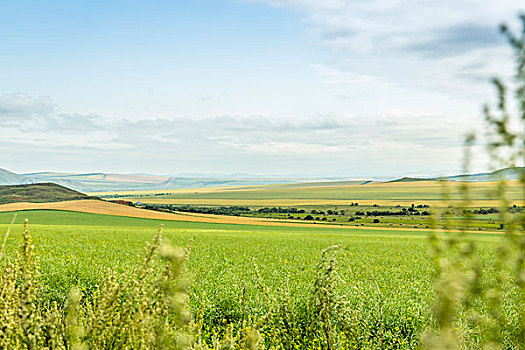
[5,2,518,175]
[248,0,522,106]
[311,63,394,86]
[0,93,477,176]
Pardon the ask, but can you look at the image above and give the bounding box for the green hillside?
[0,183,96,204]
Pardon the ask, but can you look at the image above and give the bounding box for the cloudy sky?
[0,0,522,177]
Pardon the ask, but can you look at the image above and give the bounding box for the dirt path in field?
[0,199,503,235]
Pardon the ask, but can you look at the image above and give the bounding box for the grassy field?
[88,180,525,232]
[94,180,524,207]
[0,210,512,348]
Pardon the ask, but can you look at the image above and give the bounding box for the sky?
[0,0,523,178]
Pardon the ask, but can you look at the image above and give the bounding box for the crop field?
[0,209,515,348]
[90,180,525,232]
[94,180,524,207]
[0,200,424,230]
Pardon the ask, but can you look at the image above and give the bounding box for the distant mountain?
[388,167,524,183]
[389,177,435,183]
[0,168,33,185]
[444,167,524,182]
[2,166,522,193]
[492,167,524,179]
[17,171,309,192]
[0,183,96,204]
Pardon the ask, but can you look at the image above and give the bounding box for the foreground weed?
[0,224,193,349]
[421,14,525,349]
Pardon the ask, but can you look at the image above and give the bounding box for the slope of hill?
[388,167,525,183]
[0,183,96,204]
[0,168,33,185]
[388,177,435,183]
[457,167,524,181]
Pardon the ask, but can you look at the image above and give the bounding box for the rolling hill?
[0,183,97,205]
[20,172,335,192]
[388,177,434,183]
[0,167,522,193]
[445,167,524,181]
[0,168,33,185]
[388,167,524,183]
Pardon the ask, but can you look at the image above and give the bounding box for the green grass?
[0,210,508,348]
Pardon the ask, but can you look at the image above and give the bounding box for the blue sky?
[0,0,523,177]
[1,0,316,117]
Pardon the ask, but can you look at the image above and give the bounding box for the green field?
[0,210,512,348]
[95,179,524,231]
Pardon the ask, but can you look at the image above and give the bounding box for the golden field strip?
[0,199,351,228]
[0,199,502,235]
[91,180,524,207]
